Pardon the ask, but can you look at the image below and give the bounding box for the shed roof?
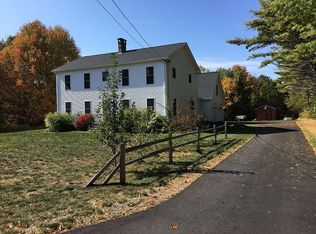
[256,105,277,110]
[53,42,187,72]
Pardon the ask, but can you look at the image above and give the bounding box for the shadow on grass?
[125,138,242,187]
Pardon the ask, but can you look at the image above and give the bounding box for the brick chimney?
[117,38,127,53]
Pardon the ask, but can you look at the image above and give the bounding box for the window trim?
[216,85,219,96]
[84,100,91,114]
[84,73,90,89]
[146,66,154,84]
[146,98,155,111]
[121,69,129,86]
[65,75,71,90]
[65,101,71,114]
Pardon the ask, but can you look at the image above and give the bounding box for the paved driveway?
[69,121,316,234]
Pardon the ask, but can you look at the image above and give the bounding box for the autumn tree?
[220,65,256,120]
[0,20,79,125]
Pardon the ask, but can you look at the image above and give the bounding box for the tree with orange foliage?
[220,65,256,120]
[0,20,79,125]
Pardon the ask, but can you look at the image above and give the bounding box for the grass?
[0,125,254,233]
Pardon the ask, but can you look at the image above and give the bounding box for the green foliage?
[284,93,307,118]
[97,56,125,154]
[122,107,168,134]
[147,112,169,133]
[228,0,316,112]
[300,99,316,119]
[254,75,287,118]
[44,112,74,132]
[122,107,148,133]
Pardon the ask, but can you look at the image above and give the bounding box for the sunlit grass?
[0,126,253,233]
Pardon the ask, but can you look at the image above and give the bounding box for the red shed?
[256,105,277,121]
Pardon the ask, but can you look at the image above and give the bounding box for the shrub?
[146,112,169,133]
[172,108,202,132]
[74,114,94,131]
[44,112,74,132]
[122,108,168,133]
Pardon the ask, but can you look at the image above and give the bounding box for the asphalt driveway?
[69,121,316,234]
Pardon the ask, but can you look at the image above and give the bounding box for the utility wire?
[95,0,161,60]
[96,0,144,49]
[111,0,164,60]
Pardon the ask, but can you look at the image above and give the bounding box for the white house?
[53,38,224,122]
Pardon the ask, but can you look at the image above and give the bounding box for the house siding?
[56,61,166,116]
[168,47,200,117]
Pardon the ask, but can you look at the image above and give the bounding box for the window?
[173,98,177,116]
[65,75,71,90]
[84,73,90,89]
[189,99,195,110]
[102,71,109,81]
[85,101,91,114]
[147,98,155,111]
[121,69,129,86]
[65,102,71,114]
[216,85,219,96]
[172,68,176,79]
[122,99,130,109]
[146,66,154,84]
[188,74,192,83]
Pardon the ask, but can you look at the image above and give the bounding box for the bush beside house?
[45,113,75,132]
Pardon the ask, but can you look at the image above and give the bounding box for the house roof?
[53,42,187,73]
[198,72,221,100]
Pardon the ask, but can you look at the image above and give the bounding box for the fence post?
[197,126,201,152]
[213,124,217,144]
[168,128,173,164]
[225,121,227,139]
[119,143,126,184]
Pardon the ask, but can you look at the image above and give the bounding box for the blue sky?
[0,0,276,78]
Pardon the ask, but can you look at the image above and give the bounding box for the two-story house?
[53,38,224,122]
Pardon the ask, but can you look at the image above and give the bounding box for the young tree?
[97,56,125,154]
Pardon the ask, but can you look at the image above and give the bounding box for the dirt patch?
[297,119,316,154]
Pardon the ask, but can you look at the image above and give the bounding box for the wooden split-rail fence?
[85,122,229,187]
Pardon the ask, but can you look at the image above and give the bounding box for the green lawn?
[0,126,254,233]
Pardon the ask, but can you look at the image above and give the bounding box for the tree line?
[213,65,288,120]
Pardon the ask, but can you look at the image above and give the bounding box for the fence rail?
[86,122,229,187]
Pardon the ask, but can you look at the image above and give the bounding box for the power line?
[95,0,144,49]
[95,0,162,60]
[111,0,164,60]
